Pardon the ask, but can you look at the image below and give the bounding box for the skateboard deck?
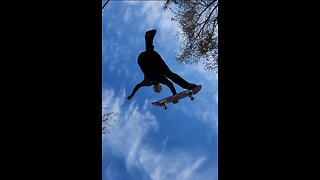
[151,85,202,109]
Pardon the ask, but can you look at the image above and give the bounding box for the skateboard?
[151,85,202,109]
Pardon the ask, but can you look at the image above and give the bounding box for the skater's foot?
[145,29,157,51]
[187,83,198,90]
[145,29,157,40]
[173,98,179,104]
[172,95,179,104]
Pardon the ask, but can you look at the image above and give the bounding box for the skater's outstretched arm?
[127,79,152,100]
[127,83,141,100]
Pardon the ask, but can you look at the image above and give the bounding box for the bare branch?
[196,0,216,22]
[164,0,218,70]
[102,0,110,11]
[194,4,217,40]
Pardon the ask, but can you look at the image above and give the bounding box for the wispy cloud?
[102,86,159,160]
[157,63,218,133]
[138,1,180,52]
[138,149,212,180]
[124,6,132,23]
[104,162,120,180]
[132,1,218,130]
[142,99,150,111]
[102,87,125,115]
[103,2,217,179]
[138,1,162,30]
[102,37,134,76]
[102,87,215,180]
[124,1,140,5]
[176,156,207,180]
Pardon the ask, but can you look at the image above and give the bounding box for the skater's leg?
[145,29,157,51]
[159,76,177,96]
[160,77,179,104]
[162,65,197,89]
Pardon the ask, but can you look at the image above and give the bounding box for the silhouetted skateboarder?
[127,29,198,104]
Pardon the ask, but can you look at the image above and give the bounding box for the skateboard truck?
[188,91,195,101]
[161,103,168,110]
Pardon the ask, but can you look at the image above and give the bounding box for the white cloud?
[178,63,218,82]
[102,37,133,75]
[102,88,125,116]
[116,29,122,36]
[137,1,180,52]
[173,63,218,129]
[102,2,218,179]
[176,157,207,180]
[138,149,212,180]
[102,86,159,157]
[121,1,218,131]
[142,99,149,111]
[116,64,131,77]
[102,87,216,180]
[161,136,169,152]
[157,10,181,50]
[124,7,132,23]
[138,1,162,30]
[104,162,118,180]
[124,1,140,5]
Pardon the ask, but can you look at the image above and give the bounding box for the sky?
[102,1,218,180]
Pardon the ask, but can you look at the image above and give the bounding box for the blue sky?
[102,1,218,180]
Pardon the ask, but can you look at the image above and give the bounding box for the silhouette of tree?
[164,0,218,71]
[102,107,118,134]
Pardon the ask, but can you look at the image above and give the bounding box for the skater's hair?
[153,83,162,93]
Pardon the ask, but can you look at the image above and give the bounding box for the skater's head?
[153,83,162,93]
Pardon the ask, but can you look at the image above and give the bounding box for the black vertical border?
[218,1,316,179]
[3,1,102,179]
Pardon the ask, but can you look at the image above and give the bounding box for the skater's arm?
[127,80,150,100]
[127,84,141,100]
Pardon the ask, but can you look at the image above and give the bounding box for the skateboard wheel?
[163,106,168,110]
[190,97,195,101]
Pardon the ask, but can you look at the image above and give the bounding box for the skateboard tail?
[151,102,160,106]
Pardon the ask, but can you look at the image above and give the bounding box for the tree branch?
[196,1,213,22]
[213,15,218,30]
[102,0,110,10]
[194,4,217,40]
[195,0,205,7]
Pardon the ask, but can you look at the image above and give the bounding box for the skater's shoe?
[145,29,157,51]
[187,83,198,90]
[172,96,179,104]
[145,29,157,40]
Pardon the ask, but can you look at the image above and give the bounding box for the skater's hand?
[127,95,133,100]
